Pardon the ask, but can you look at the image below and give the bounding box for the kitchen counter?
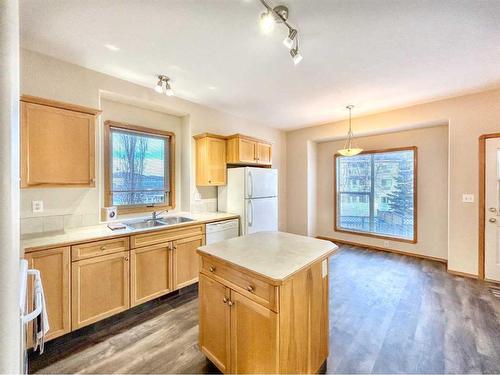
[197,231,338,282]
[22,211,239,252]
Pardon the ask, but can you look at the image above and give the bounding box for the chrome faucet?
[151,209,168,220]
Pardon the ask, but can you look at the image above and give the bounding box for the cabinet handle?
[209,180,212,184]
[124,256,129,261]
[100,246,106,251]
[209,266,216,272]
[246,285,254,293]
[223,297,228,304]
[227,300,234,306]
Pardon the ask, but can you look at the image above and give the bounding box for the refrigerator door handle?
[248,200,254,227]
[248,170,253,198]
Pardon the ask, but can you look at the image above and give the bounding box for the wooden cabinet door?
[257,142,272,165]
[173,235,204,289]
[21,101,96,187]
[72,251,129,329]
[207,137,227,185]
[130,243,173,307]
[229,290,279,374]
[199,274,231,373]
[238,138,257,163]
[25,247,71,343]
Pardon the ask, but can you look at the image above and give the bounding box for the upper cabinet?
[195,134,227,186]
[20,95,100,188]
[226,134,272,166]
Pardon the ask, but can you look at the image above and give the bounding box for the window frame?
[103,120,175,214]
[333,146,418,244]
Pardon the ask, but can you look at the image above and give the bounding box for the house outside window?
[334,147,417,243]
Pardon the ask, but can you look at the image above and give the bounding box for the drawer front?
[201,256,278,312]
[131,224,204,248]
[71,237,129,261]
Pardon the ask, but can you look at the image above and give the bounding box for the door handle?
[248,171,253,198]
[489,207,497,213]
[489,218,497,223]
[248,200,254,227]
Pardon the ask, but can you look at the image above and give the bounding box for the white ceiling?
[20,0,500,129]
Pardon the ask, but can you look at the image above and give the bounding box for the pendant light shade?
[338,105,363,157]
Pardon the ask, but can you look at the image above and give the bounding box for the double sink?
[125,216,194,230]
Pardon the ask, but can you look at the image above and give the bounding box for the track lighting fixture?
[154,75,174,96]
[259,0,303,65]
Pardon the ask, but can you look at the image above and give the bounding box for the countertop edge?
[197,241,340,284]
[22,214,240,253]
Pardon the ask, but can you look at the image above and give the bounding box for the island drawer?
[201,256,279,312]
[131,224,204,249]
[71,237,130,261]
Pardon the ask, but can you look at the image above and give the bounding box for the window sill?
[333,226,417,244]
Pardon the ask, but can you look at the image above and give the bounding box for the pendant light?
[338,105,363,157]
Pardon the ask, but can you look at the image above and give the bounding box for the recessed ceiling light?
[104,43,120,51]
[208,86,217,90]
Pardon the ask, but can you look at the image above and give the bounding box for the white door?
[244,197,278,234]
[245,168,278,199]
[485,138,500,282]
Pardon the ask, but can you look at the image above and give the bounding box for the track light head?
[283,29,297,49]
[164,80,174,96]
[290,47,303,65]
[154,77,164,94]
[260,10,275,34]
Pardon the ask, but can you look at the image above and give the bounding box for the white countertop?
[21,212,239,252]
[197,231,338,282]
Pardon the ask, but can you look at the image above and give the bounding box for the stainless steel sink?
[160,216,194,225]
[125,216,194,230]
[126,219,168,230]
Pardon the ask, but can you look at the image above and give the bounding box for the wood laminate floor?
[29,245,500,374]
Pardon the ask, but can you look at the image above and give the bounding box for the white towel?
[32,282,50,354]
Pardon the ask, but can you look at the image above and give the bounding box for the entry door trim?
[478,133,500,280]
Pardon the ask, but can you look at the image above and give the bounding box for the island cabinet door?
[199,274,231,373]
[72,251,130,329]
[172,235,204,289]
[229,290,279,374]
[131,243,173,307]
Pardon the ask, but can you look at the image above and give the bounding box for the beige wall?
[20,49,287,232]
[316,126,448,260]
[287,88,500,276]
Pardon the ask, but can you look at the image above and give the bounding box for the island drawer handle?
[227,300,234,307]
[209,266,216,273]
[100,246,106,251]
[223,297,228,304]
[246,285,254,292]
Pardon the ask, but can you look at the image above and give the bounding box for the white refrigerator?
[218,167,278,235]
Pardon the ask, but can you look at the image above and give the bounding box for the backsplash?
[20,198,219,235]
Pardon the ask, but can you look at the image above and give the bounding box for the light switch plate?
[462,194,474,203]
[32,200,44,213]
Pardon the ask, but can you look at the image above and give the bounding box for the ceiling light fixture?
[259,0,303,65]
[338,105,363,157]
[154,75,174,96]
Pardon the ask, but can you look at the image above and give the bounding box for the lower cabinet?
[25,247,71,343]
[199,274,231,373]
[71,251,130,329]
[173,235,204,289]
[130,243,173,307]
[199,274,279,374]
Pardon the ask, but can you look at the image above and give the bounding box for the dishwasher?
[206,219,239,244]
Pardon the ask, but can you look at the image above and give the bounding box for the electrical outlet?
[32,200,44,213]
[462,194,474,203]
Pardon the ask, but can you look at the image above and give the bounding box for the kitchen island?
[197,231,338,374]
